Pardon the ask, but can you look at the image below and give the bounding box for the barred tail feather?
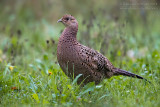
[114,68,144,79]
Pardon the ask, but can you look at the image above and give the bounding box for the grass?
[0,1,160,107]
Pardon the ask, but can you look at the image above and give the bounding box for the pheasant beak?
[57,18,62,23]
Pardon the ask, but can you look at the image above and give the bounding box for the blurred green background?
[0,0,160,106]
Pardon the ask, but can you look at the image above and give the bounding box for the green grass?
[0,1,160,107]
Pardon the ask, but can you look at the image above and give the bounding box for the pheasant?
[57,14,147,85]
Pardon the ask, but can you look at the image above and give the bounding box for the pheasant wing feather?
[77,44,114,73]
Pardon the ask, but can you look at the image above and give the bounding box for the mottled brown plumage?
[57,14,146,85]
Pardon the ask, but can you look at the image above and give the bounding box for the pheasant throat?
[62,26,78,38]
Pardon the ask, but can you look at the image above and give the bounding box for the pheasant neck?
[62,26,78,39]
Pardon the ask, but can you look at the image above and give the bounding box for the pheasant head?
[57,14,78,28]
[58,14,78,37]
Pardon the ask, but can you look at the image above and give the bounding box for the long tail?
[114,68,144,79]
[113,68,151,83]
[113,68,144,79]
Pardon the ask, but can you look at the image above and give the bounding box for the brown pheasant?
[57,14,146,85]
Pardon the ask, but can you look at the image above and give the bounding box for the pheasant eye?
[65,17,69,21]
